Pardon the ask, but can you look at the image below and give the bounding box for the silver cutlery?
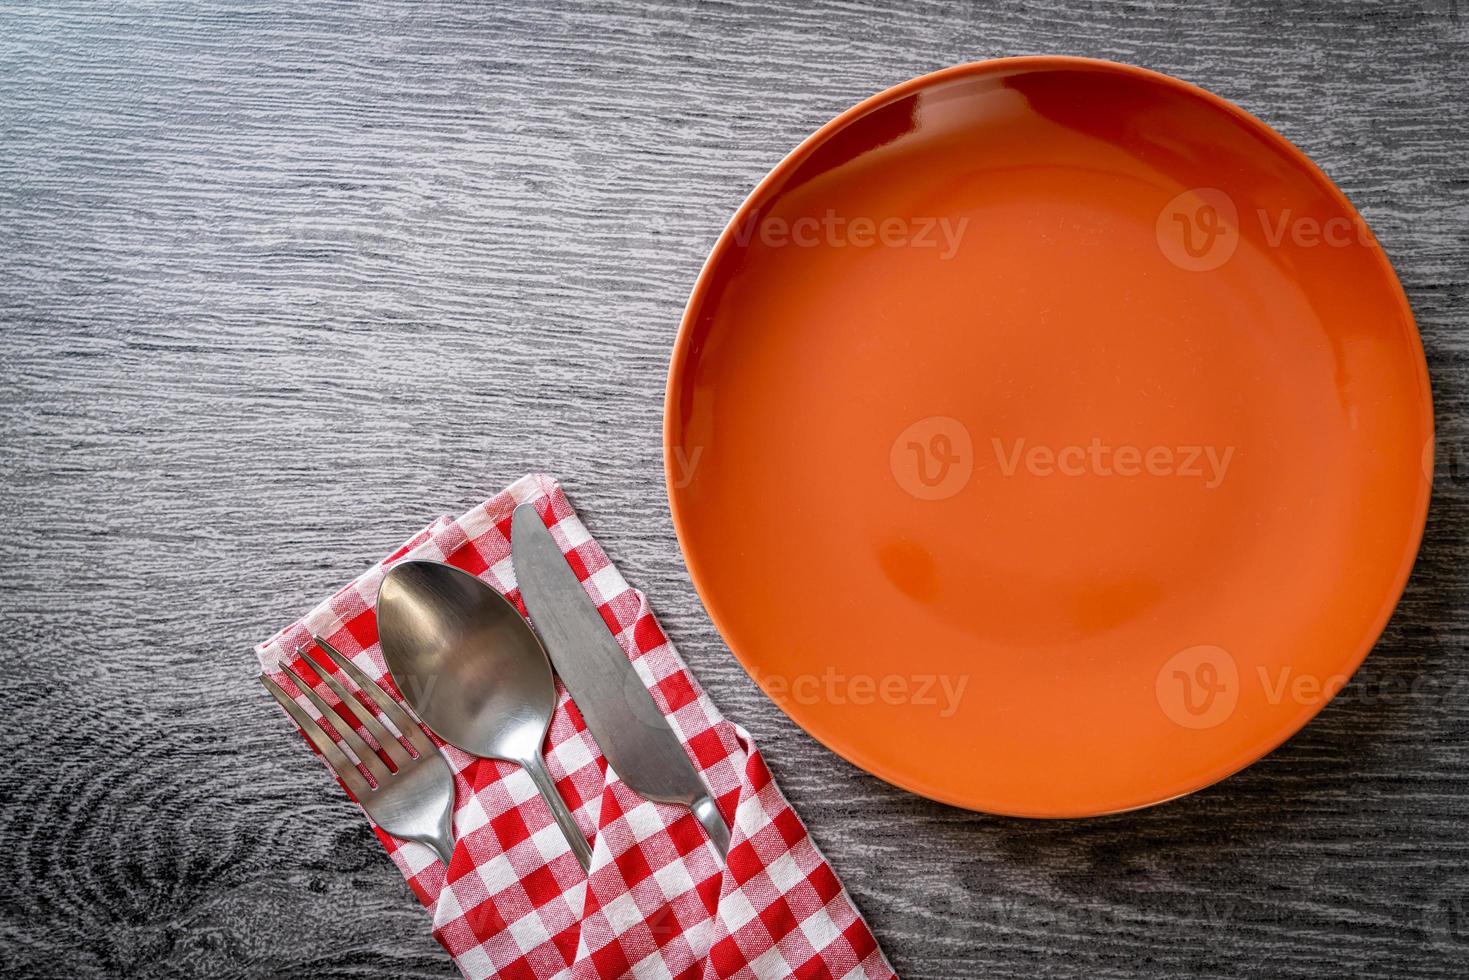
[511,504,730,859]
[376,561,594,872]
[261,636,456,865]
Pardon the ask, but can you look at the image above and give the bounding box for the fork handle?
[521,748,593,872]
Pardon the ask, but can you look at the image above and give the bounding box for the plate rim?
[663,55,1435,817]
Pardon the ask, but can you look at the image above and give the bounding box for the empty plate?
[664,57,1432,816]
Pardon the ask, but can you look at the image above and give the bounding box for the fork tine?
[312,636,436,758]
[299,644,412,769]
[261,675,372,800]
[282,658,392,785]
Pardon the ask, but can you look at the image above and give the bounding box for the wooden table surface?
[3,2,1466,977]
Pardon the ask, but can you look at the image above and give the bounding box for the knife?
[511,503,730,859]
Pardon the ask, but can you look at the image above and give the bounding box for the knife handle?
[691,794,730,859]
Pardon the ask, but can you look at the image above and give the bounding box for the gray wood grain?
[1,1,1466,977]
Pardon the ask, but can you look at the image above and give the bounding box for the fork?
[261,635,457,865]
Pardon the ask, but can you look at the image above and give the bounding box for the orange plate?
[665,57,1432,817]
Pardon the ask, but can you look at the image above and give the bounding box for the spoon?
[375,559,593,871]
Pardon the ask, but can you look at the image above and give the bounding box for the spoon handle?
[522,748,593,872]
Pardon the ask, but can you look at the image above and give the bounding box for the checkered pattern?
[256,473,894,980]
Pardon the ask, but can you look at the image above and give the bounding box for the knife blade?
[511,503,729,859]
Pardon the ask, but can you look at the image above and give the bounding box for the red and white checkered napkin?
[256,473,894,980]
